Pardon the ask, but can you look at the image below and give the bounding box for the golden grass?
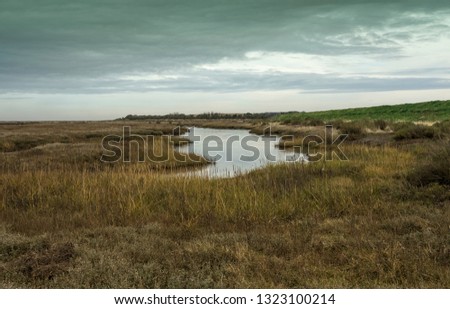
[0,121,449,288]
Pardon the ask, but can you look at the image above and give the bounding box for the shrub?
[0,138,43,152]
[338,122,366,140]
[305,118,325,126]
[407,143,450,186]
[326,120,344,129]
[282,117,324,126]
[373,119,388,130]
[393,123,436,141]
[433,120,450,137]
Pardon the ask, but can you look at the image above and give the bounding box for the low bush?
[326,119,344,129]
[0,139,45,152]
[433,120,450,138]
[373,119,388,130]
[283,117,325,126]
[338,122,366,140]
[407,143,450,186]
[393,123,436,141]
[305,118,325,126]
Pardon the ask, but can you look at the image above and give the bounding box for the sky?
[1,0,450,120]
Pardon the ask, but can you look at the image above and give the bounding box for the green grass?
[278,100,450,123]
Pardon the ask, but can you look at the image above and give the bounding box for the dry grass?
[0,121,449,288]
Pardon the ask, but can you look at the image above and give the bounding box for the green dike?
[278,100,450,122]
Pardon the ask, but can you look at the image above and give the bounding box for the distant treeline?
[119,112,294,120]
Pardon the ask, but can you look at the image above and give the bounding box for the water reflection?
[176,127,306,178]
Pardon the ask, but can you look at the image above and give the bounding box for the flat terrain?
[0,117,449,288]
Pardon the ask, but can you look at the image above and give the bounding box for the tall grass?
[393,123,437,140]
[407,143,450,186]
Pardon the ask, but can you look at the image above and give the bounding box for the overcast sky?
[1,0,450,120]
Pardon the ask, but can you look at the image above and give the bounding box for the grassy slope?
[278,100,450,122]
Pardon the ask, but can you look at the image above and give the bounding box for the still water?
[176,127,306,178]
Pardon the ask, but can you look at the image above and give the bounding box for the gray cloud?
[1,0,450,95]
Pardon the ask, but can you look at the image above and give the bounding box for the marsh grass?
[393,123,437,141]
[275,119,450,150]
[407,143,450,186]
[0,122,449,288]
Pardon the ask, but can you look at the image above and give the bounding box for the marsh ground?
[0,119,449,288]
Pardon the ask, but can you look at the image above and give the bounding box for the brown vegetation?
[0,121,449,288]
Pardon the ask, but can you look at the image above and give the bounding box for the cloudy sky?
[1,0,450,120]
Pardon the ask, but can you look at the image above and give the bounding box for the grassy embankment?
[277,100,450,123]
[273,101,450,149]
[0,107,449,288]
